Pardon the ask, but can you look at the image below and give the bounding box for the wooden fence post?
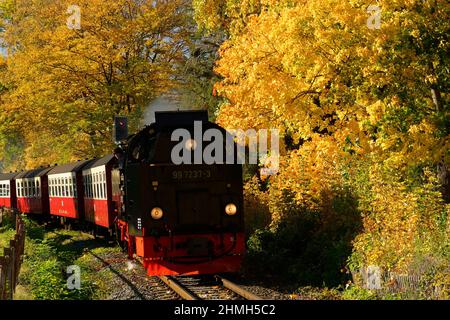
[0,257,7,300]
[0,214,25,300]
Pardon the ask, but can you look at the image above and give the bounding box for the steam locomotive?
[0,111,245,276]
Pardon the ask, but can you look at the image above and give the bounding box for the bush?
[244,186,362,287]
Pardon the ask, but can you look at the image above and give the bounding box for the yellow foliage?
[196,0,450,286]
[0,0,189,169]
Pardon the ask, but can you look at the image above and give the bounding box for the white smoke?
[141,93,182,126]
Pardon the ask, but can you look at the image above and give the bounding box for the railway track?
[158,275,265,300]
[86,246,265,300]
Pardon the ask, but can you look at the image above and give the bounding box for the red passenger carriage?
[82,155,120,229]
[48,160,93,221]
[0,172,18,208]
[15,167,53,214]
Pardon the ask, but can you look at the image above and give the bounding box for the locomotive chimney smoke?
[142,93,182,126]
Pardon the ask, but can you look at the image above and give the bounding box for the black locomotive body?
[117,111,245,275]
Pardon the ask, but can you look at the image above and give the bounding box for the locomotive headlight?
[225,203,237,216]
[151,207,164,220]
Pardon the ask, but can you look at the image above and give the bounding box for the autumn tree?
[195,0,449,290]
[0,0,190,168]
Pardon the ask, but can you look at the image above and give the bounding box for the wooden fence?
[0,210,25,300]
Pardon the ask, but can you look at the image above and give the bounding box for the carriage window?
[92,174,95,198]
[88,175,92,198]
[91,174,94,198]
[87,175,90,198]
[88,175,91,198]
[6,183,9,196]
[93,176,97,199]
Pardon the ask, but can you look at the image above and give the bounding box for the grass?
[0,216,123,300]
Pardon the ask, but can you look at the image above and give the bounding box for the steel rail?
[159,276,198,300]
[216,275,265,300]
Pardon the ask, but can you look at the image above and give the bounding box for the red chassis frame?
[117,219,245,276]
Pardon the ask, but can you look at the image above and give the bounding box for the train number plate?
[172,170,211,180]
